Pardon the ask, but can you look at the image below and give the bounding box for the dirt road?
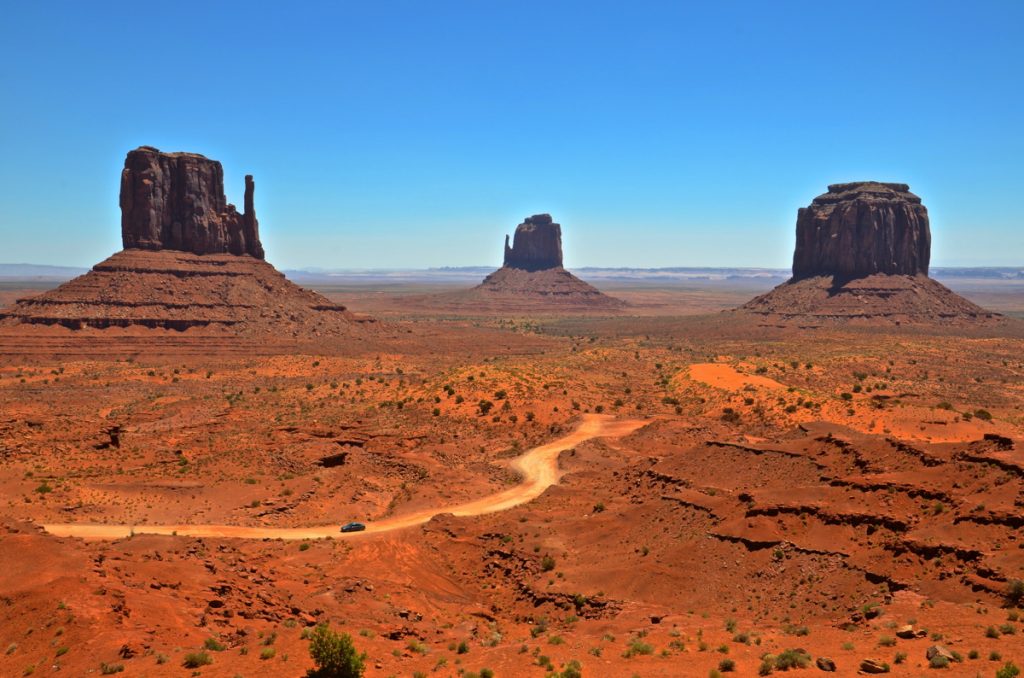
[42,414,647,541]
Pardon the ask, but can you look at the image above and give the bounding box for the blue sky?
[1,1,1021,269]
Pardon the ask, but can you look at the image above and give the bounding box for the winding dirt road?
[42,414,648,541]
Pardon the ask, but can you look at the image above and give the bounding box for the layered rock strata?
[738,182,998,325]
[0,148,367,337]
[121,146,264,258]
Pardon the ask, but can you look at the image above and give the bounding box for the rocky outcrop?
[793,182,929,280]
[736,182,1000,325]
[458,214,623,310]
[503,214,563,271]
[120,146,264,259]
[0,147,372,338]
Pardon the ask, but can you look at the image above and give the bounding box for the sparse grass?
[260,647,276,660]
[99,663,124,675]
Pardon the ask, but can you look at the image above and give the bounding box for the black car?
[340,522,366,533]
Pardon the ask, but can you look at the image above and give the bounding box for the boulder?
[859,658,890,673]
[895,624,916,639]
[926,645,955,662]
[815,656,836,671]
[792,182,929,280]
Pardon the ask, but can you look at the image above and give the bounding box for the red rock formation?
[463,214,623,310]
[793,182,929,280]
[0,147,371,338]
[503,214,563,272]
[738,182,999,325]
[120,146,264,259]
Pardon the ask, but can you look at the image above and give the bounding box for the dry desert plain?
[1,278,1024,677]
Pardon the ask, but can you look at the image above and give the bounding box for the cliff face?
[736,181,999,325]
[503,214,563,271]
[792,182,930,280]
[120,146,264,259]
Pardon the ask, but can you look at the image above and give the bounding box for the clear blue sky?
[1,1,1021,269]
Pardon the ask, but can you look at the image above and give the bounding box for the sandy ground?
[1,290,1023,676]
[42,415,649,540]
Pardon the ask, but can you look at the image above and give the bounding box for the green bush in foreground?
[307,623,366,678]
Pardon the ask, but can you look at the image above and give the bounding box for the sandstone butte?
[469,214,625,309]
[0,147,370,338]
[738,182,999,325]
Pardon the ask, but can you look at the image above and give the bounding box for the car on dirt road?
[340,522,366,533]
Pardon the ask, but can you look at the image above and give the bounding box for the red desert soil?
[1,311,1023,676]
[43,414,648,540]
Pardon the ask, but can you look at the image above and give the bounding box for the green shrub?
[1008,580,1024,606]
[996,662,1020,678]
[774,648,810,670]
[260,647,276,660]
[183,651,212,668]
[719,658,736,672]
[557,660,582,678]
[307,623,366,677]
[622,639,654,658]
[929,654,949,669]
[99,663,124,675]
[204,637,226,651]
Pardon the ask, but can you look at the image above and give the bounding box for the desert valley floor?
[1,280,1023,677]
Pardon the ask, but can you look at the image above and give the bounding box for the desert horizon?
[2,3,1022,678]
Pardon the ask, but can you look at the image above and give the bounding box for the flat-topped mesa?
[120,146,265,259]
[792,181,930,280]
[503,214,563,271]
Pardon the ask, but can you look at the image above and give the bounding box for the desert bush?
[622,639,654,658]
[996,662,1020,678]
[556,660,582,678]
[774,648,810,670]
[204,637,226,651]
[182,651,212,668]
[1007,580,1024,606]
[99,663,124,675]
[307,623,365,678]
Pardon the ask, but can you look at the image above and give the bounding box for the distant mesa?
[0,147,369,336]
[468,214,625,310]
[739,182,999,325]
[503,213,563,271]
